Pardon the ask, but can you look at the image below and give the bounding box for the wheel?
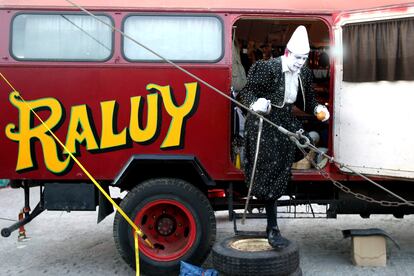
[1,228,11,237]
[212,235,300,276]
[113,178,216,275]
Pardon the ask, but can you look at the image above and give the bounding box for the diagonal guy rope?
[63,0,414,206]
[0,72,146,275]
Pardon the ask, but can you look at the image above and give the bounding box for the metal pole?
[242,118,264,224]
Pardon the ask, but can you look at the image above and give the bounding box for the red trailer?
[1,0,414,274]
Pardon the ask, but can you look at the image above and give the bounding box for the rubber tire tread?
[212,235,299,276]
[113,178,216,276]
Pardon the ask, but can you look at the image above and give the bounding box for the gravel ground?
[1,186,413,276]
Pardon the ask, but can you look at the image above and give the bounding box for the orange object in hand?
[316,111,326,121]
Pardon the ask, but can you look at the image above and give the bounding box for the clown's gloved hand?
[250,98,271,114]
[314,105,330,122]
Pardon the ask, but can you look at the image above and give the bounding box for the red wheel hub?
[134,199,197,261]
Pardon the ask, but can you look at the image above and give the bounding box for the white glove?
[315,105,330,122]
[250,98,271,114]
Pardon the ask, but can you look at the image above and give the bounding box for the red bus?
[1,0,414,274]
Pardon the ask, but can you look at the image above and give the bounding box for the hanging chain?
[296,140,414,208]
[63,0,414,208]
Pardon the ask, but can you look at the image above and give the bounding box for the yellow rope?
[0,72,150,275]
[134,231,140,276]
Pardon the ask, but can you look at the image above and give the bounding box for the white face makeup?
[286,52,309,72]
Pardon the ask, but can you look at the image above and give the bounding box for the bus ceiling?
[232,18,329,49]
[0,0,413,13]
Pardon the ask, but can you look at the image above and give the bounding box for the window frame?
[9,11,115,62]
[121,13,225,63]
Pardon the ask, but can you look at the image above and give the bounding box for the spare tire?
[212,235,300,276]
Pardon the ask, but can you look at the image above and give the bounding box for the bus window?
[11,14,113,61]
[123,15,223,62]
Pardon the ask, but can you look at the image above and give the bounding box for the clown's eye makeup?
[293,54,308,61]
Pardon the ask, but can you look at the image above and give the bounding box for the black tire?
[113,178,216,276]
[212,235,299,276]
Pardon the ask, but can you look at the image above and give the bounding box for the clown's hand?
[315,105,330,122]
[250,98,271,114]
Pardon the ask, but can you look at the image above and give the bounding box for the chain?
[63,0,414,208]
[297,145,414,207]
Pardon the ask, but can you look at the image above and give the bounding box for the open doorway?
[231,18,330,170]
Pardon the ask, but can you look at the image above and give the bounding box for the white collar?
[281,56,290,73]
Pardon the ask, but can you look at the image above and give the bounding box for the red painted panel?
[0,65,238,180]
[0,7,364,183]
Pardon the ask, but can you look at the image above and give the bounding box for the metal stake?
[242,117,264,224]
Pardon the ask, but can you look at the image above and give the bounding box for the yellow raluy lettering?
[5,92,70,173]
[129,94,160,143]
[100,100,127,149]
[64,105,99,154]
[147,82,199,149]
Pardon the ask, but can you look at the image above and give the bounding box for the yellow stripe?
[0,72,153,275]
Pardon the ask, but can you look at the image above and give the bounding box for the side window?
[123,15,223,62]
[343,17,414,82]
[11,14,113,61]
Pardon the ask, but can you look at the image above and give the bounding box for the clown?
[239,26,330,248]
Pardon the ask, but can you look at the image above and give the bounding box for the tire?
[212,235,299,276]
[113,178,216,276]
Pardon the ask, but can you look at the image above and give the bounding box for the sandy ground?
[0,186,413,276]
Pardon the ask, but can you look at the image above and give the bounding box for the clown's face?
[286,51,308,72]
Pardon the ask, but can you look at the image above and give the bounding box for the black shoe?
[267,227,290,249]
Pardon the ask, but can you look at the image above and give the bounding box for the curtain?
[343,18,414,82]
[12,14,112,60]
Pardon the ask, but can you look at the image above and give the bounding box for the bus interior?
[231,18,331,171]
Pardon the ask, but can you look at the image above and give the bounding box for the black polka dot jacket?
[238,57,319,200]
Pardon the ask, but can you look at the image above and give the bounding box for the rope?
[0,217,17,222]
[62,0,295,138]
[0,72,147,276]
[293,135,414,207]
[134,231,140,274]
[2,3,412,274]
[63,0,414,208]
[305,142,412,204]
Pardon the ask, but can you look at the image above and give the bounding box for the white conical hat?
[286,26,310,55]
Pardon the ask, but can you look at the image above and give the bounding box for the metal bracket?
[233,211,267,236]
[1,185,44,238]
